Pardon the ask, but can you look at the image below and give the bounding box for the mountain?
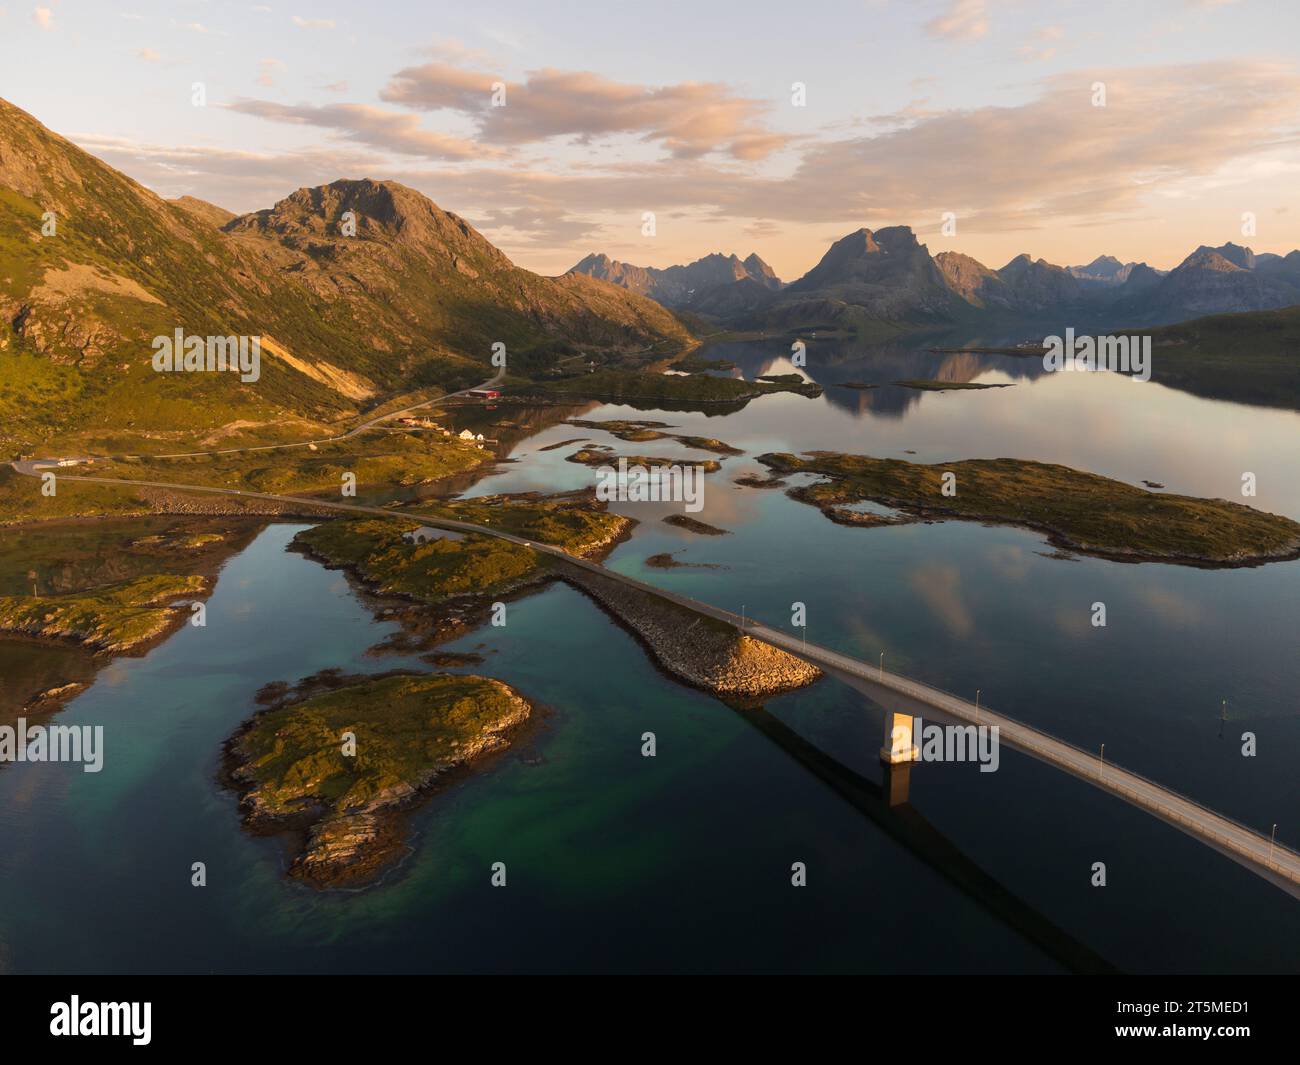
[1257,250,1300,291]
[1067,255,1146,285]
[222,179,687,369]
[1117,242,1300,324]
[687,276,786,318]
[593,222,1300,332]
[0,96,688,452]
[934,251,1013,310]
[1197,241,1255,270]
[1118,262,1165,294]
[171,196,236,229]
[778,226,968,324]
[994,253,1086,311]
[568,250,781,309]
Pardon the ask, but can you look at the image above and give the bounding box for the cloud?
[78,59,1300,273]
[136,47,160,63]
[291,15,334,29]
[71,133,386,210]
[381,63,789,160]
[737,61,1300,231]
[467,204,602,248]
[32,6,52,29]
[1019,24,1064,62]
[421,37,499,68]
[744,219,781,239]
[910,564,975,638]
[224,99,486,159]
[925,0,988,42]
[257,58,285,88]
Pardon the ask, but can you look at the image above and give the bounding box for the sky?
[2,0,1299,279]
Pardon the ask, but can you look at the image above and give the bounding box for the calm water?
[2,334,1298,973]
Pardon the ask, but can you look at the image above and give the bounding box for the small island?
[566,449,723,474]
[670,354,737,373]
[224,670,534,888]
[0,573,210,653]
[663,514,731,535]
[759,451,1300,565]
[892,379,1012,391]
[522,368,821,407]
[566,419,743,455]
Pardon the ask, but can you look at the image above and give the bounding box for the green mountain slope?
[0,97,689,455]
[1145,304,1300,409]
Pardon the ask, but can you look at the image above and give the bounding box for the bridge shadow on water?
[733,701,1119,974]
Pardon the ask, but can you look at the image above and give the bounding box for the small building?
[458,429,476,441]
[467,388,500,400]
[402,526,441,545]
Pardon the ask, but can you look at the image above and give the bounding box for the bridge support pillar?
[880,711,919,765]
[882,760,912,807]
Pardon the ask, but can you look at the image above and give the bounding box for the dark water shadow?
[735,701,1119,974]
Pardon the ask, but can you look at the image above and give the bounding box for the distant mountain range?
[570,229,1300,331]
[570,251,782,310]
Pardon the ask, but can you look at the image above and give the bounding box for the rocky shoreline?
[222,669,537,889]
[557,565,821,702]
[295,513,818,701]
[0,574,212,654]
[760,451,1300,568]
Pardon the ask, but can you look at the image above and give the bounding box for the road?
[126,366,507,462]
[12,399,1300,899]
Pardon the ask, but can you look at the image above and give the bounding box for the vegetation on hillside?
[0,97,691,460]
[1143,304,1300,409]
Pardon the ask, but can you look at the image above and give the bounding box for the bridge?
[14,399,1300,902]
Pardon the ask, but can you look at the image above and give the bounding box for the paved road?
[13,434,1300,899]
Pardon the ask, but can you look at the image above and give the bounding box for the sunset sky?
[4,0,1299,279]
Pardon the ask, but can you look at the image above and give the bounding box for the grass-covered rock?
[0,572,208,652]
[760,450,1300,565]
[225,670,533,886]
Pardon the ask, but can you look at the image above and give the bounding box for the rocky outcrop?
[560,566,821,700]
[935,251,1013,310]
[225,670,533,888]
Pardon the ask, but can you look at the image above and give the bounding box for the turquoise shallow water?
[2,335,1298,973]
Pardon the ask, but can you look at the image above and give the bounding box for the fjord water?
[2,335,1299,973]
